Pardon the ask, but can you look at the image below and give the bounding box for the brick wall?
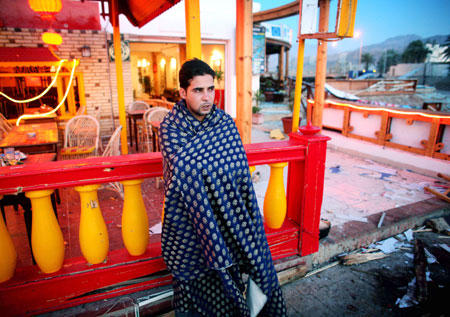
[0,27,133,137]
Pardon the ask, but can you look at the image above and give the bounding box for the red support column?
[286,131,330,256]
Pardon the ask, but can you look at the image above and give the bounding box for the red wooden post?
[287,131,330,256]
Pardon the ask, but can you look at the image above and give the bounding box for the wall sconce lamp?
[81,45,91,57]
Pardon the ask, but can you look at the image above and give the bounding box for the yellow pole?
[292,39,305,132]
[26,190,64,274]
[312,0,330,129]
[111,0,128,154]
[121,179,149,255]
[0,195,17,283]
[74,184,109,264]
[263,162,288,229]
[185,0,202,59]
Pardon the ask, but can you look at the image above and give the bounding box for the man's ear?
[179,88,187,99]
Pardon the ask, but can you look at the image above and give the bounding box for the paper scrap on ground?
[355,164,397,176]
[374,237,403,254]
[403,228,414,241]
[270,129,285,140]
[439,244,450,253]
[424,248,437,264]
[329,165,342,174]
[149,222,162,234]
[334,213,368,223]
[396,277,419,308]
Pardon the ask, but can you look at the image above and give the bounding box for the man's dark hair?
[179,58,215,89]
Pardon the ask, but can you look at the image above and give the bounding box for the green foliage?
[443,36,450,61]
[443,36,450,76]
[401,40,431,63]
[215,70,224,83]
[252,105,262,114]
[361,53,375,70]
[252,89,265,107]
[377,49,401,74]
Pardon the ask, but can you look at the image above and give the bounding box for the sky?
[255,0,450,56]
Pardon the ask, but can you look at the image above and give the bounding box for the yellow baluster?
[0,195,17,283]
[121,179,149,256]
[74,184,109,264]
[26,190,64,273]
[263,162,288,229]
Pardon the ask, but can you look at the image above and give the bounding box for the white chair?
[61,115,100,160]
[146,107,169,152]
[146,107,169,188]
[128,100,150,112]
[101,125,124,198]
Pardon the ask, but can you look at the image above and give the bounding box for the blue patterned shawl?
[159,100,281,304]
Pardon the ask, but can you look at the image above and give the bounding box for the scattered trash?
[269,129,285,140]
[396,277,419,308]
[425,217,450,235]
[334,213,368,223]
[374,237,401,254]
[319,219,331,239]
[341,251,388,265]
[439,244,450,253]
[251,171,261,183]
[355,163,397,179]
[404,229,414,241]
[329,165,342,174]
[377,212,386,228]
[149,222,162,234]
[424,248,437,264]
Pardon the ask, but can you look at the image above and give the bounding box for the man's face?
[180,74,215,121]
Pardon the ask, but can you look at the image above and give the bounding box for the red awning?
[0,47,60,63]
[101,0,182,28]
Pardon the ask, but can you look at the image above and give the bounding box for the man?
[159,59,287,316]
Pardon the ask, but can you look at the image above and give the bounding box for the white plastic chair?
[61,115,100,160]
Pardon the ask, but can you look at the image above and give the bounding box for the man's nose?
[201,91,210,101]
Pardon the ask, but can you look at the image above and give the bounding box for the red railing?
[0,131,329,315]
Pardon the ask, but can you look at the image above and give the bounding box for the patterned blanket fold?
[159,100,286,316]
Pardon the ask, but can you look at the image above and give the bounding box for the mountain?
[287,34,448,76]
[327,34,448,64]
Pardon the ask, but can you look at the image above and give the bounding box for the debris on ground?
[269,129,285,140]
[425,217,450,235]
[149,222,162,234]
[329,165,342,174]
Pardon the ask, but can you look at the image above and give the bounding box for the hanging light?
[42,31,62,46]
[28,0,62,20]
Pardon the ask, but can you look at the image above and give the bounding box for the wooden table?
[126,109,146,151]
[0,122,58,154]
[22,113,57,124]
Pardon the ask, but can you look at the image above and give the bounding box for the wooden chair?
[61,115,100,160]
[129,101,150,151]
[101,125,124,198]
